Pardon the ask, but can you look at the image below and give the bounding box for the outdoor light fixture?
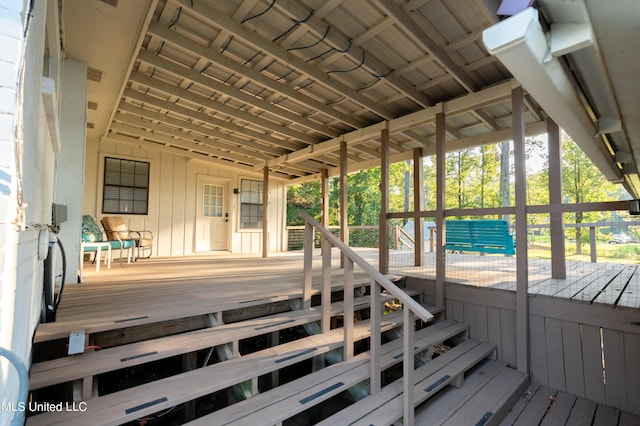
[629,200,640,215]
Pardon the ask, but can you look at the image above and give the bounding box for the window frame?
[239,178,263,230]
[102,157,150,215]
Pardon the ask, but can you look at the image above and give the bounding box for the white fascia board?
[548,22,594,59]
[482,7,622,182]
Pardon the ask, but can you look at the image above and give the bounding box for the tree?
[561,133,618,252]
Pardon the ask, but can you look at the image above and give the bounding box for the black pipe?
[42,236,66,323]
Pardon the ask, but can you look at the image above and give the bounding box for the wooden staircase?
[28,291,526,425]
[27,214,528,425]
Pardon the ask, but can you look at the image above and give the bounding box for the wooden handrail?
[301,211,432,423]
[300,211,433,322]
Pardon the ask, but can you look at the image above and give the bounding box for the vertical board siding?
[529,315,548,385]
[624,333,640,413]
[602,328,626,411]
[561,320,586,397]
[446,286,639,415]
[545,317,566,391]
[157,153,174,257]
[487,307,503,360]
[581,324,606,405]
[500,308,517,367]
[87,143,286,256]
[170,157,187,256]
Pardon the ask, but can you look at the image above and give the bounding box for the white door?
[196,178,229,252]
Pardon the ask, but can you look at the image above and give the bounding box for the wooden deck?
[31,249,640,425]
[53,248,639,340]
[388,250,640,309]
[500,382,640,426]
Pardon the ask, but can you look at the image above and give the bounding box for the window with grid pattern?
[203,184,223,217]
[102,157,149,215]
[240,179,262,229]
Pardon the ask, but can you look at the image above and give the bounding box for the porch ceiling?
[61,0,640,194]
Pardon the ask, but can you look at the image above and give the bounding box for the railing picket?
[403,308,415,425]
[300,211,432,422]
[343,258,354,361]
[303,222,313,310]
[370,280,381,395]
[322,236,332,333]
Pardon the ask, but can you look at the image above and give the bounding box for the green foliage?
[286,134,630,251]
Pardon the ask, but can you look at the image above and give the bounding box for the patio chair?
[80,215,112,282]
[101,216,153,261]
[82,214,134,268]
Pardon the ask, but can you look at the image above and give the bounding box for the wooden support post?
[435,111,446,308]
[413,147,424,266]
[590,226,597,263]
[340,141,348,268]
[322,235,332,333]
[547,119,566,278]
[403,308,415,425]
[262,165,269,258]
[303,221,313,310]
[321,168,329,228]
[182,352,198,422]
[267,330,280,388]
[380,127,390,274]
[512,85,530,374]
[370,280,381,395]
[343,258,355,361]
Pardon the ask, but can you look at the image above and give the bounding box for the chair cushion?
[107,239,135,249]
[135,237,153,247]
[82,215,104,243]
[101,216,130,240]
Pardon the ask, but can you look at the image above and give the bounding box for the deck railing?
[300,211,433,424]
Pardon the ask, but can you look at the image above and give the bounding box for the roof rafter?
[123,88,303,153]
[269,0,435,108]
[129,72,317,147]
[147,23,365,130]
[137,50,339,139]
[373,0,480,93]
[171,0,397,119]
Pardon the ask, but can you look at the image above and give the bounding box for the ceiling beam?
[117,103,287,157]
[271,0,434,108]
[129,72,316,147]
[268,79,514,167]
[374,0,480,93]
[289,120,548,184]
[137,49,340,138]
[103,133,277,178]
[171,0,397,119]
[122,88,303,152]
[147,22,365,129]
[110,121,264,166]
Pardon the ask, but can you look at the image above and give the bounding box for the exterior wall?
[444,283,640,415]
[0,0,61,422]
[83,139,287,256]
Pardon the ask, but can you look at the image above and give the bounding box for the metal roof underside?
[63,0,639,195]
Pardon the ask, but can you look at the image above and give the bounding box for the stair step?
[30,289,425,391]
[187,320,468,425]
[34,273,393,343]
[435,361,528,425]
[27,304,446,426]
[316,339,496,426]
